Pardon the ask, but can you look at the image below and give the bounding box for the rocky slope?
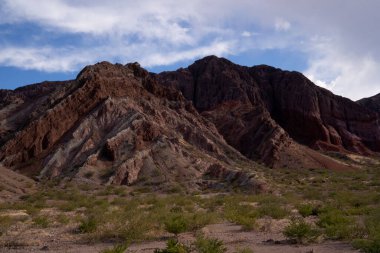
[158,56,380,168]
[2,56,379,189]
[0,62,264,192]
[357,93,380,113]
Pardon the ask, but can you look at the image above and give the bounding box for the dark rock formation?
[0,61,262,192]
[357,93,380,113]
[2,56,378,190]
[158,56,380,168]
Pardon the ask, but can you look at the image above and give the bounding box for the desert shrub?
[364,210,380,238]
[119,215,149,242]
[33,216,50,228]
[194,234,226,253]
[197,195,225,212]
[298,204,316,217]
[283,219,320,244]
[317,208,357,239]
[164,215,188,236]
[224,202,257,231]
[78,215,98,233]
[170,206,183,213]
[190,212,219,231]
[101,243,129,253]
[257,203,289,219]
[352,238,380,253]
[352,211,380,253]
[0,216,14,236]
[56,214,70,224]
[154,238,190,253]
[234,247,254,253]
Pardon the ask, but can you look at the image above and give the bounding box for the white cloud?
[274,18,291,31]
[140,40,235,66]
[0,47,91,72]
[1,0,380,99]
[305,54,380,101]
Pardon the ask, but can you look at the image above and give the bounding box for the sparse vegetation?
[224,200,257,231]
[33,215,50,228]
[256,202,289,219]
[352,238,380,253]
[283,218,320,244]
[155,238,190,253]
[234,248,254,253]
[0,215,14,236]
[317,207,357,239]
[164,215,189,236]
[101,243,129,253]
[0,162,378,252]
[79,215,98,233]
[194,234,226,253]
[298,203,318,217]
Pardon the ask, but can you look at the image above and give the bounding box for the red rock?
[0,61,262,192]
[357,93,380,113]
[158,56,380,168]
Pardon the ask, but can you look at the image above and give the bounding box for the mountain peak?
[2,57,380,192]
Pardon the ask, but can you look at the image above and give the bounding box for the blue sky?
[0,0,379,100]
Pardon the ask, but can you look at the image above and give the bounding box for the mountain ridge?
[1,56,379,191]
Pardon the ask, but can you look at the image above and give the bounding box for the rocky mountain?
[0,62,263,192]
[1,56,379,191]
[357,93,380,113]
[158,56,380,168]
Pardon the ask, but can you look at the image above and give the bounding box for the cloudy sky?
[0,0,379,100]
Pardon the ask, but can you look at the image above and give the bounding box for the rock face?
[0,62,263,192]
[158,56,380,168]
[2,56,379,189]
[357,93,380,113]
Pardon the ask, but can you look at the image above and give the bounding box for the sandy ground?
[0,222,359,253]
[0,166,36,203]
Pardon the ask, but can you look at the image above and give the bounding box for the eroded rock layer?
[0,62,263,192]
[158,56,380,168]
[2,56,378,188]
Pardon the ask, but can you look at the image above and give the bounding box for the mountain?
[1,56,379,191]
[157,56,380,168]
[357,93,380,113]
[0,62,263,192]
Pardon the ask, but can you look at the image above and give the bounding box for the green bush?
[101,243,128,253]
[0,216,14,236]
[352,238,380,253]
[257,203,289,219]
[33,216,49,228]
[224,203,257,231]
[283,219,320,244]
[194,234,226,253]
[79,216,98,233]
[298,204,319,217]
[317,208,356,239]
[234,247,254,253]
[190,212,219,231]
[164,215,188,236]
[154,238,190,253]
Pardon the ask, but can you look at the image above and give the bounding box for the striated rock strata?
[0,62,264,192]
[158,56,380,168]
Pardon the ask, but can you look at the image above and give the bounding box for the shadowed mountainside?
[1,56,380,191]
[158,56,380,168]
[0,62,264,192]
[357,93,380,113]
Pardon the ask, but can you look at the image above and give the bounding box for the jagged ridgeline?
[1,56,380,191]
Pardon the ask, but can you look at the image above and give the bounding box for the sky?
[0,0,379,100]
